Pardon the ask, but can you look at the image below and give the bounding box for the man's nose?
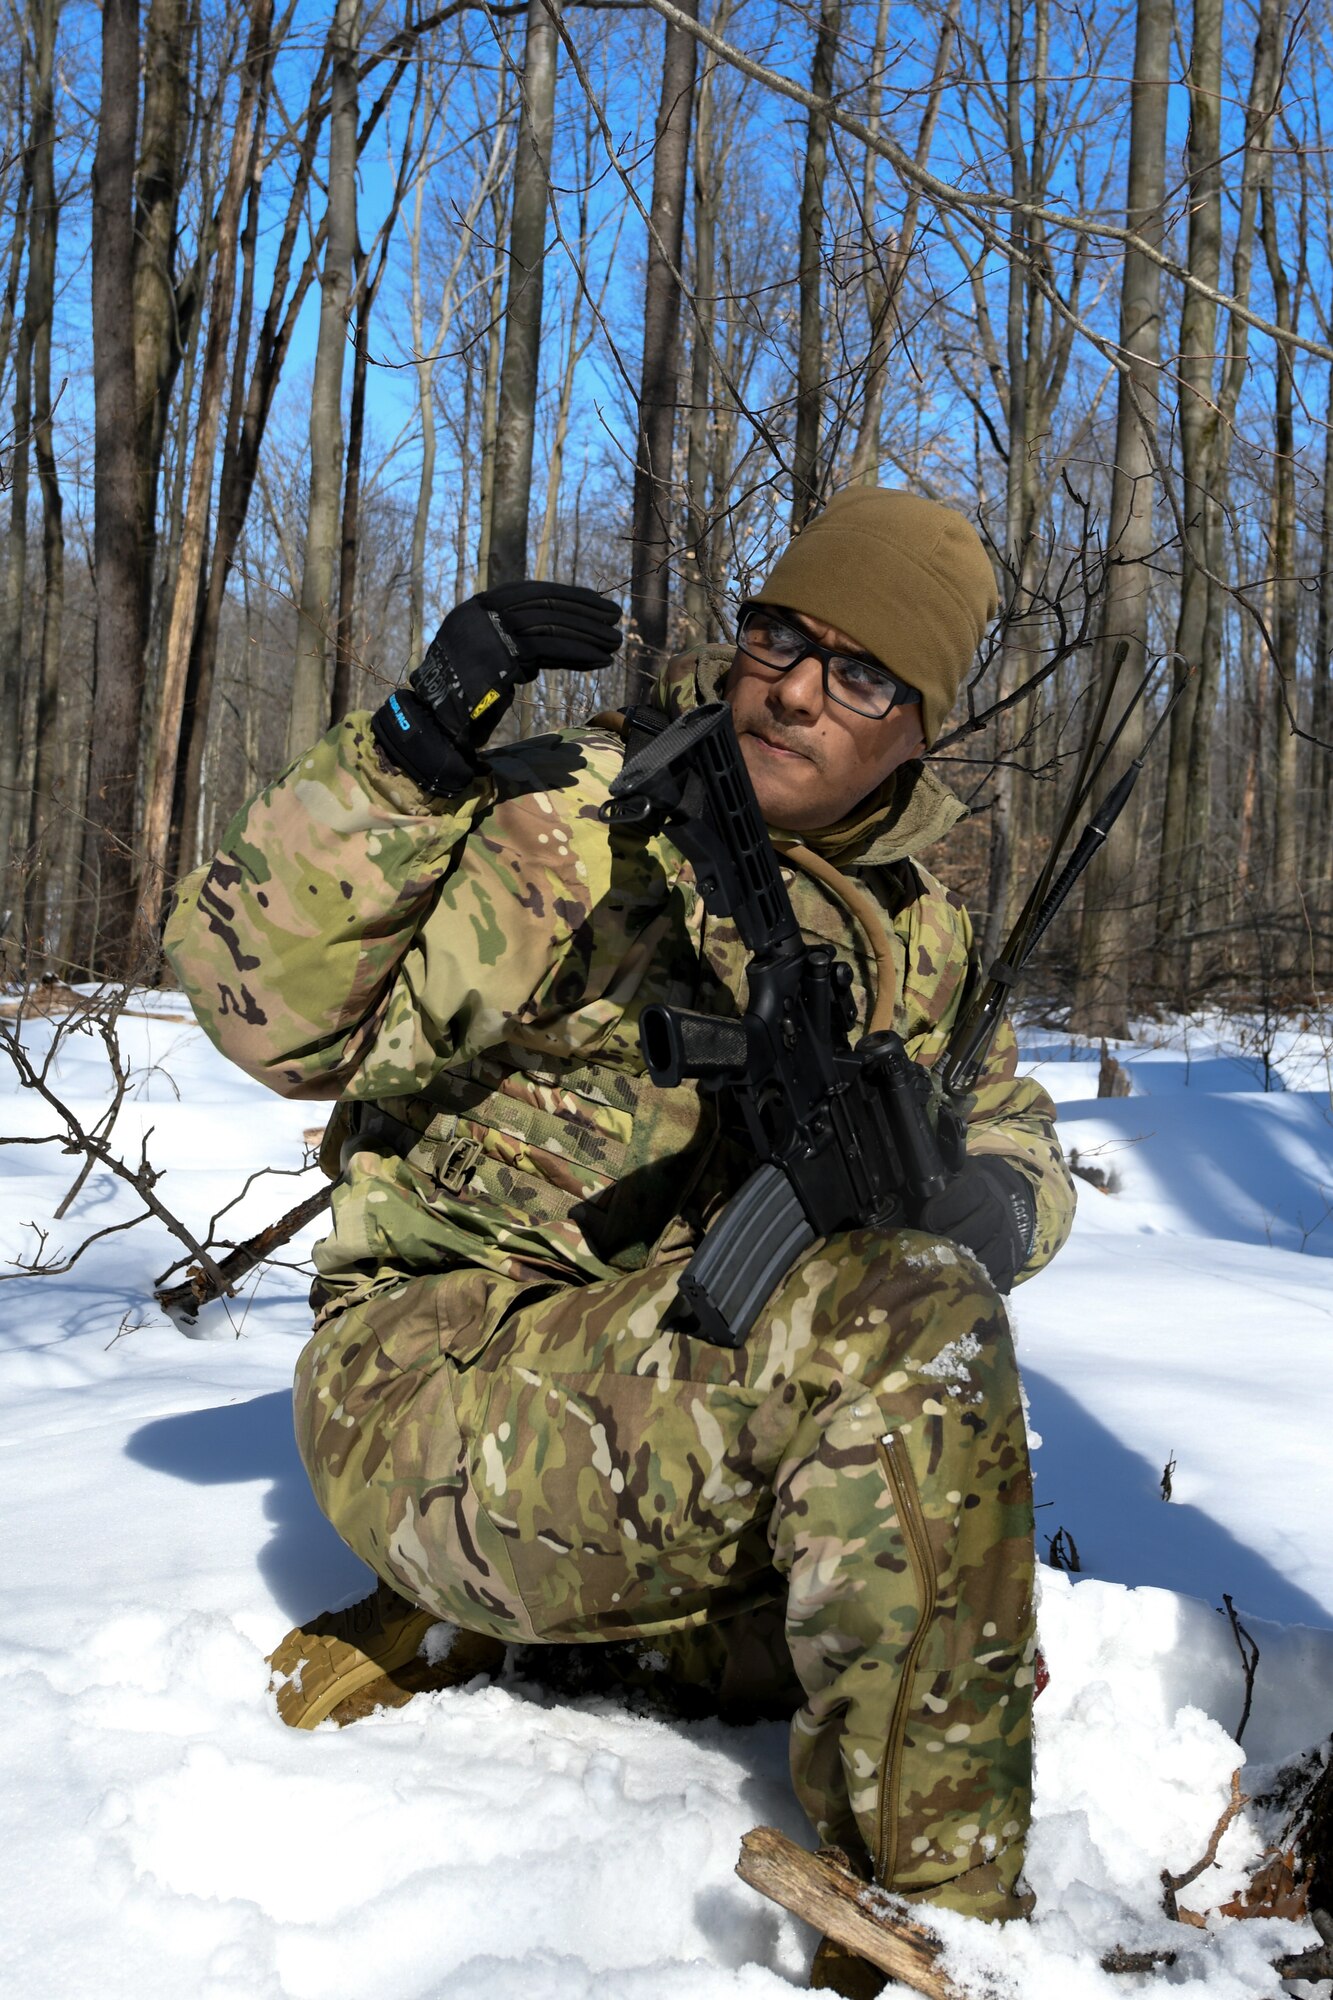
[768,655,824,720]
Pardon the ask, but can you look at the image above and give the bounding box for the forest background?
[1,0,1331,1039]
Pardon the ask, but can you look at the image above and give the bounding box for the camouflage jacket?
[166,650,1075,1314]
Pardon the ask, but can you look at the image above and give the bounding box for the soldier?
[166,486,1074,1997]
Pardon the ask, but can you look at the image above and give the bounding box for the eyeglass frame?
[733,601,922,720]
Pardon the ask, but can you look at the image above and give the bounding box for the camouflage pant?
[294,1230,1036,1914]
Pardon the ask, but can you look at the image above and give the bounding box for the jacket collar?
[655,644,966,867]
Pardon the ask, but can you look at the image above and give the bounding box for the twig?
[154,1183,335,1322]
[1046,1525,1081,1574]
[0,1001,230,1295]
[1161,1770,1248,1921]
[1222,1595,1261,1746]
[1101,1945,1179,1974]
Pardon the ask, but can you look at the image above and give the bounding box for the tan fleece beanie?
[753,488,998,747]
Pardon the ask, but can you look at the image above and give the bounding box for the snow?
[2,998,1331,1996]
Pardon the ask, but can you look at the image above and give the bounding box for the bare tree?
[1071,0,1173,1039]
[81,0,142,976]
[288,0,361,758]
[487,0,558,585]
[628,0,698,675]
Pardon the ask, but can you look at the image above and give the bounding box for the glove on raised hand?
[372,581,622,796]
[914,1157,1036,1296]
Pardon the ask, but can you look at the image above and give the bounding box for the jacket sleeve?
[164,712,489,1101]
[893,864,1075,1283]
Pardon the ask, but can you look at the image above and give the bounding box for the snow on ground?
[1,997,1331,1997]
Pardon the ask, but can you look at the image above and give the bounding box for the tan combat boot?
[267,1578,505,1728]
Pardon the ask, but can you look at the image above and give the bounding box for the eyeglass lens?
[737,609,917,718]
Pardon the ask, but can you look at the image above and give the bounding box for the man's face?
[724,609,926,830]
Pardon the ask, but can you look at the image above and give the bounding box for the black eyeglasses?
[734,603,921,720]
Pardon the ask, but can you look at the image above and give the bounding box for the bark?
[981,0,1045,970]
[476,189,506,587]
[288,0,361,760]
[408,165,437,668]
[790,0,840,530]
[487,0,558,587]
[81,0,144,976]
[1260,178,1300,901]
[173,33,323,878]
[19,0,63,961]
[535,282,584,580]
[629,0,698,676]
[1153,0,1222,992]
[133,0,191,642]
[332,244,370,721]
[1175,0,1285,961]
[1312,347,1333,895]
[682,33,719,644]
[133,0,271,951]
[1070,0,1173,1039]
[0,103,32,951]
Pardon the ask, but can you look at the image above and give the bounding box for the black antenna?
[936,659,1192,1101]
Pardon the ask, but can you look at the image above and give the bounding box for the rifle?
[601,675,1184,1349]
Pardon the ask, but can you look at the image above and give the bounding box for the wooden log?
[735,1826,958,1998]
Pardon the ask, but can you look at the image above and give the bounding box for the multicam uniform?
[166,649,1074,1917]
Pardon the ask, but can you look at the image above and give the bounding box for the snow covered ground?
[1,998,1330,1998]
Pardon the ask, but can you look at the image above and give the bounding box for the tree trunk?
[790,0,840,529]
[133,0,190,643]
[408,165,436,669]
[0,104,33,954]
[1177,0,1285,971]
[1153,0,1222,994]
[476,177,508,587]
[1312,345,1333,906]
[173,33,322,875]
[332,244,370,720]
[487,0,558,587]
[629,0,698,679]
[80,0,144,976]
[19,0,64,962]
[981,0,1044,970]
[535,280,584,580]
[288,0,360,759]
[133,0,270,951]
[1260,179,1300,901]
[1070,0,1172,1039]
[682,31,718,644]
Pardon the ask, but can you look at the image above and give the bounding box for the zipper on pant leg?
[875,1427,940,1886]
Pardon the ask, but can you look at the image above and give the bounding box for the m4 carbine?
[602,669,1181,1350]
[601,701,965,1348]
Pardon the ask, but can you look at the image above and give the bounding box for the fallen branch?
[1162,1770,1248,1923]
[154,1182,335,1322]
[735,1828,957,1998]
[1276,1905,1333,1983]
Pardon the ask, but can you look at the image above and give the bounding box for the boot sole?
[268,1608,439,1730]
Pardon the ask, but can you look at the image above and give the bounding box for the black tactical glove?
[372,581,622,796]
[914,1158,1036,1296]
